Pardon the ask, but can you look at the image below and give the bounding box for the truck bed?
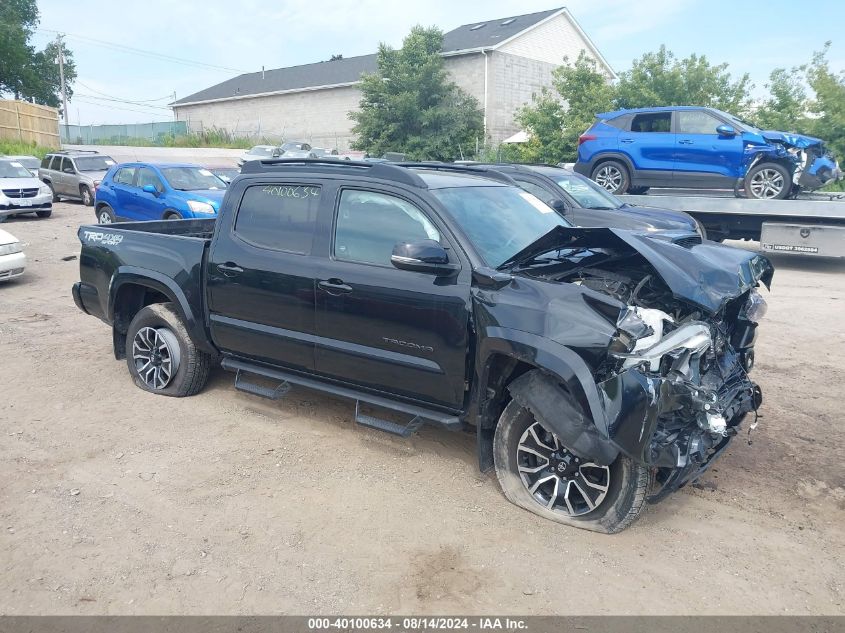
[98,218,217,239]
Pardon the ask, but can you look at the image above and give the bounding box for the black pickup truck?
[73,159,773,533]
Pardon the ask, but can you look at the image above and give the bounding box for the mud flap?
[507,371,619,465]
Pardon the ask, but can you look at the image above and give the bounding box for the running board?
[221,357,462,433]
[234,369,291,400]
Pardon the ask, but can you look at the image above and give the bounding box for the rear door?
[206,180,324,371]
[673,109,744,187]
[619,111,675,184]
[312,185,471,410]
[111,166,138,219]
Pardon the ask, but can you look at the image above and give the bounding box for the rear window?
[630,112,671,133]
[235,184,321,254]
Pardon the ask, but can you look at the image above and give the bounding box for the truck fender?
[109,267,215,355]
[507,370,620,466]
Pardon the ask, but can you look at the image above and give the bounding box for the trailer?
[620,191,845,258]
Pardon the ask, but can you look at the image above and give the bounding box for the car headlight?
[612,306,711,372]
[39,183,52,195]
[187,200,216,214]
[741,288,767,322]
[0,242,23,256]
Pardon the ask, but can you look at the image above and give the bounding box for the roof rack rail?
[240,158,426,188]
[51,149,100,154]
[397,161,518,185]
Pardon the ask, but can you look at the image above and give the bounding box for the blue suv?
[574,106,840,199]
[94,162,227,224]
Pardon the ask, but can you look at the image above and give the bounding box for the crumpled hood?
[505,226,773,314]
[760,130,824,149]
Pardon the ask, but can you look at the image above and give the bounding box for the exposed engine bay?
[517,236,772,501]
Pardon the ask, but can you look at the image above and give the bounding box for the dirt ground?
[1,201,843,615]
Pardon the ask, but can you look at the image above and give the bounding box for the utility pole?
[57,34,69,142]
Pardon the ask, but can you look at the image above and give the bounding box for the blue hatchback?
[94,162,227,224]
[574,106,840,199]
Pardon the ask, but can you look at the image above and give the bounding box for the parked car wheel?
[45,181,59,202]
[164,211,182,220]
[591,160,629,194]
[97,205,115,224]
[80,185,94,206]
[35,209,52,218]
[628,186,650,195]
[745,163,791,200]
[493,396,650,533]
[125,302,212,397]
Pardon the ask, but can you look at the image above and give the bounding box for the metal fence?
[0,100,61,148]
[60,121,188,144]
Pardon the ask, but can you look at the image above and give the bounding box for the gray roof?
[173,7,563,106]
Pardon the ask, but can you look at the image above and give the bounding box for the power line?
[74,91,173,110]
[76,80,174,103]
[36,27,250,74]
[73,97,172,117]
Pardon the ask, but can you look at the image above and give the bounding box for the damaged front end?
[745,130,841,192]
[510,227,774,502]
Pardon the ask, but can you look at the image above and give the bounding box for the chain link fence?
[60,121,188,145]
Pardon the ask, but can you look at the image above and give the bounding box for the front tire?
[591,160,630,194]
[80,185,94,206]
[493,398,650,533]
[745,162,791,199]
[36,209,52,218]
[96,205,115,224]
[125,303,212,397]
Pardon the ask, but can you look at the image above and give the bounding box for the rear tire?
[744,162,791,200]
[591,160,630,194]
[493,397,650,533]
[125,303,212,397]
[80,185,94,206]
[35,209,52,218]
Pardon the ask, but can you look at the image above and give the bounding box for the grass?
[0,140,53,159]
[65,127,255,150]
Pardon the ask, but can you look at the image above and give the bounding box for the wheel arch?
[108,270,215,359]
[589,153,636,179]
[473,331,611,472]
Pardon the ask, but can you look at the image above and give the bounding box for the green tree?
[20,41,76,110]
[0,0,39,97]
[804,42,845,162]
[754,67,808,132]
[615,45,752,114]
[515,51,614,163]
[350,26,483,160]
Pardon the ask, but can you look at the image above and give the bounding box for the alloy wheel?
[132,326,181,390]
[82,188,92,205]
[516,421,610,516]
[749,168,785,199]
[594,165,623,191]
[98,210,112,224]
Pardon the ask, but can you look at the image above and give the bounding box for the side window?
[334,189,440,266]
[235,184,321,254]
[514,179,557,206]
[48,155,60,170]
[114,167,137,185]
[60,157,74,173]
[137,167,163,191]
[41,156,52,168]
[678,110,723,135]
[630,112,671,133]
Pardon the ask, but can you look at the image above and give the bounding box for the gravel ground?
[1,201,843,615]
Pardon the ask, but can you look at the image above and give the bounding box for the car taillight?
[578,134,597,145]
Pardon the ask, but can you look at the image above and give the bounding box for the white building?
[170,7,613,149]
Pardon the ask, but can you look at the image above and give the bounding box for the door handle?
[620,138,635,144]
[217,262,244,276]
[318,278,352,295]
[678,139,694,145]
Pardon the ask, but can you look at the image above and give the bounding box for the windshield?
[0,161,34,178]
[161,167,226,191]
[74,156,116,172]
[555,175,622,210]
[715,109,761,133]
[13,157,39,169]
[431,185,571,267]
[248,146,274,156]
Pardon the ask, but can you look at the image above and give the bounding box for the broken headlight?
[741,288,767,322]
[612,306,711,372]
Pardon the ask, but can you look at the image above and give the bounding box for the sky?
[29,0,845,126]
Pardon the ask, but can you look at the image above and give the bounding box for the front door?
[314,186,471,410]
[132,167,167,219]
[206,180,325,371]
[673,109,744,187]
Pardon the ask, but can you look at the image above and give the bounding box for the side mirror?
[63,166,75,174]
[142,184,159,195]
[716,124,737,137]
[551,199,568,214]
[272,150,281,158]
[391,239,459,275]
